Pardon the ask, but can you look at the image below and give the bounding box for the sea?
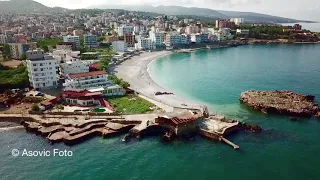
[1,44,320,180]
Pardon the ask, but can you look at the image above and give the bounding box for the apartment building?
[26,50,59,89]
[63,71,112,89]
[117,25,133,36]
[8,43,29,59]
[112,41,128,52]
[165,33,182,47]
[186,25,199,35]
[135,37,154,50]
[124,33,135,47]
[84,34,98,49]
[63,35,80,48]
[230,18,245,25]
[61,57,90,75]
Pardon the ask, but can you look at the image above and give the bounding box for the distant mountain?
[0,0,49,13]
[0,0,69,13]
[89,4,310,23]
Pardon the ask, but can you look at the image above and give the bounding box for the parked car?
[35,92,44,97]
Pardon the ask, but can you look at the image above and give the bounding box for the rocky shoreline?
[239,90,319,117]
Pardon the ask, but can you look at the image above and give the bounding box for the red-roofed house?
[63,71,113,89]
[155,110,203,136]
[61,90,104,107]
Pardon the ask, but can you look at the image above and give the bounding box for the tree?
[98,36,105,42]
[2,44,11,60]
[36,38,61,50]
[21,53,27,60]
[108,75,130,88]
[32,104,40,111]
[43,46,49,53]
[98,58,111,71]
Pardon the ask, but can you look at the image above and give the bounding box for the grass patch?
[107,94,155,114]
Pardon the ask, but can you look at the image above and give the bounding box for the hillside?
[0,1,313,23]
[0,0,50,13]
[90,4,308,23]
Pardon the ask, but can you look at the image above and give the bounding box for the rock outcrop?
[239,90,319,117]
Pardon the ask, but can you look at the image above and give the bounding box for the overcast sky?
[34,0,320,21]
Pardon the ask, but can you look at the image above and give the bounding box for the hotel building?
[26,50,59,89]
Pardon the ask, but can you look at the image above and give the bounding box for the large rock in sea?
[239,90,319,117]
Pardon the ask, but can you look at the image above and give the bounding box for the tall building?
[186,25,199,35]
[135,37,154,50]
[112,41,128,52]
[26,50,59,89]
[149,31,165,49]
[84,35,98,49]
[293,24,302,30]
[8,43,29,59]
[165,33,182,47]
[124,33,135,47]
[0,34,8,44]
[63,35,80,49]
[216,19,235,29]
[230,18,245,25]
[117,25,133,37]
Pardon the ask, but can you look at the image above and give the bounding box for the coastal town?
[0,6,319,149]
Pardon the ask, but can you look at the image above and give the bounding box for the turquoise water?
[1,45,320,179]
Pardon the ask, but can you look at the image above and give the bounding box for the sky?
[34,0,320,21]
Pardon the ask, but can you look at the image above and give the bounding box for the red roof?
[171,117,195,125]
[61,90,102,97]
[69,71,107,79]
[41,100,53,106]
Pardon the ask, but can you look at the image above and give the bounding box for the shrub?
[32,104,40,111]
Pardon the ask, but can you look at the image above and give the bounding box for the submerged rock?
[239,90,319,117]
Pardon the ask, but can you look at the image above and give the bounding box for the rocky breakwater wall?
[21,119,138,145]
[240,90,319,117]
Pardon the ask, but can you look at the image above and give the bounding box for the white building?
[61,57,90,75]
[191,34,201,43]
[236,29,250,36]
[230,18,245,25]
[63,71,112,89]
[216,28,234,41]
[26,50,59,89]
[0,34,8,44]
[135,37,154,50]
[63,35,80,48]
[112,41,128,52]
[149,29,165,48]
[186,25,199,35]
[117,25,134,37]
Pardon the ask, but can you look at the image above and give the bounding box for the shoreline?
[113,51,204,112]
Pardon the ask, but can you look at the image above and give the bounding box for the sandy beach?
[113,51,203,112]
